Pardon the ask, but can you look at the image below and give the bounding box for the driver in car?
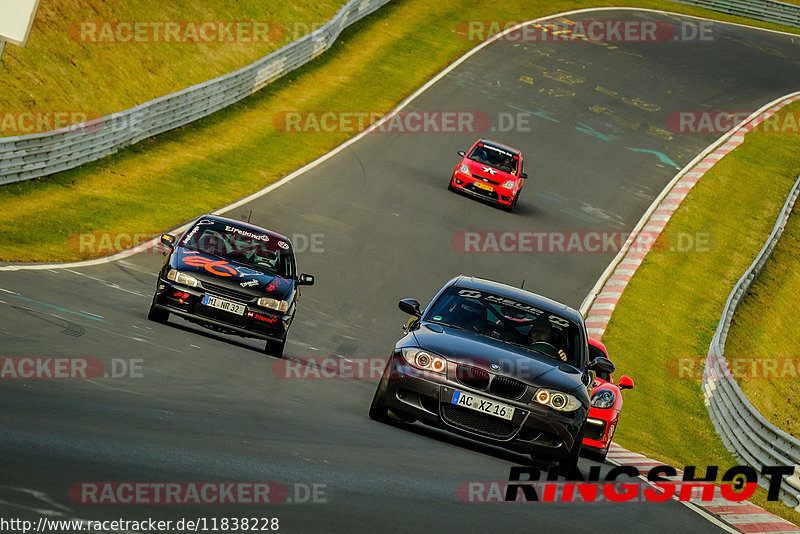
[529,320,568,362]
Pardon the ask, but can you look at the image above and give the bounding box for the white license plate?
[202,295,245,315]
[451,390,515,421]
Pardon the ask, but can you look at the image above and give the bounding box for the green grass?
[724,188,800,438]
[3,0,800,262]
[2,0,800,524]
[0,0,346,124]
[602,99,800,524]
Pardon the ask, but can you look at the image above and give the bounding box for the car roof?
[477,138,521,156]
[194,214,290,242]
[448,275,584,323]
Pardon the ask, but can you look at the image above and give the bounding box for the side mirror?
[298,273,315,286]
[457,150,466,157]
[617,375,634,390]
[160,234,176,254]
[587,356,615,375]
[521,172,528,179]
[398,298,422,317]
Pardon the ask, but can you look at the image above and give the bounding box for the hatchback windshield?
[468,143,519,174]
[181,219,295,278]
[425,287,583,367]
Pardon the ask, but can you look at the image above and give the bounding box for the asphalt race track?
[2,9,800,533]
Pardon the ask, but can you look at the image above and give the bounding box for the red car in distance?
[581,338,634,462]
[449,138,527,212]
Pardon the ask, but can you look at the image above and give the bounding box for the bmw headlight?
[459,164,470,174]
[591,389,616,409]
[257,297,289,313]
[532,388,581,412]
[502,180,515,189]
[401,347,448,375]
[166,269,201,288]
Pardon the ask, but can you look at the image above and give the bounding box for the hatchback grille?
[489,375,527,400]
[456,364,490,391]
[203,282,254,302]
[441,403,519,440]
[471,174,500,185]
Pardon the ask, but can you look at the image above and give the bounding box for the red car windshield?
[468,143,518,174]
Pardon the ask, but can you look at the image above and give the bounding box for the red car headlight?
[502,180,515,189]
[591,389,616,409]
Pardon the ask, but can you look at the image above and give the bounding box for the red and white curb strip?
[583,92,800,338]
[607,444,800,533]
[583,93,800,533]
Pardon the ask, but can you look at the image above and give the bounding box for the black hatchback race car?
[147,214,314,356]
[369,276,614,471]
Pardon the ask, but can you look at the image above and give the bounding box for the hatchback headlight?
[401,348,448,375]
[257,297,289,313]
[166,269,200,288]
[532,388,581,412]
[502,180,515,189]
[591,389,616,409]
[459,164,470,174]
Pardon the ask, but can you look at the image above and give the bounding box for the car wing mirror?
[160,234,176,255]
[398,298,422,317]
[457,150,466,157]
[521,172,528,179]
[587,356,615,375]
[618,375,634,390]
[298,273,315,286]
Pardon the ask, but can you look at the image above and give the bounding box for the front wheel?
[559,424,586,475]
[147,303,169,323]
[448,176,457,192]
[264,337,285,357]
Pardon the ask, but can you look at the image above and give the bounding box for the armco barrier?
[703,174,800,509]
[670,0,800,27]
[0,0,391,185]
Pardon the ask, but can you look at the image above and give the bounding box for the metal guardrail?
[0,0,391,185]
[670,0,800,28]
[703,174,800,509]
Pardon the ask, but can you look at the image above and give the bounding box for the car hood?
[463,158,517,181]
[170,249,294,300]
[410,322,587,396]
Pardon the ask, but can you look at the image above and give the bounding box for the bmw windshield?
[424,287,584,367]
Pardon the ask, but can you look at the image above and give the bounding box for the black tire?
[581,447,609,463]
[502,193,519,213]
[368,386,389,422]
[559,424,586,475]
[147,304,169,323]
[264,337,285,357]
[448,176,457,192]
